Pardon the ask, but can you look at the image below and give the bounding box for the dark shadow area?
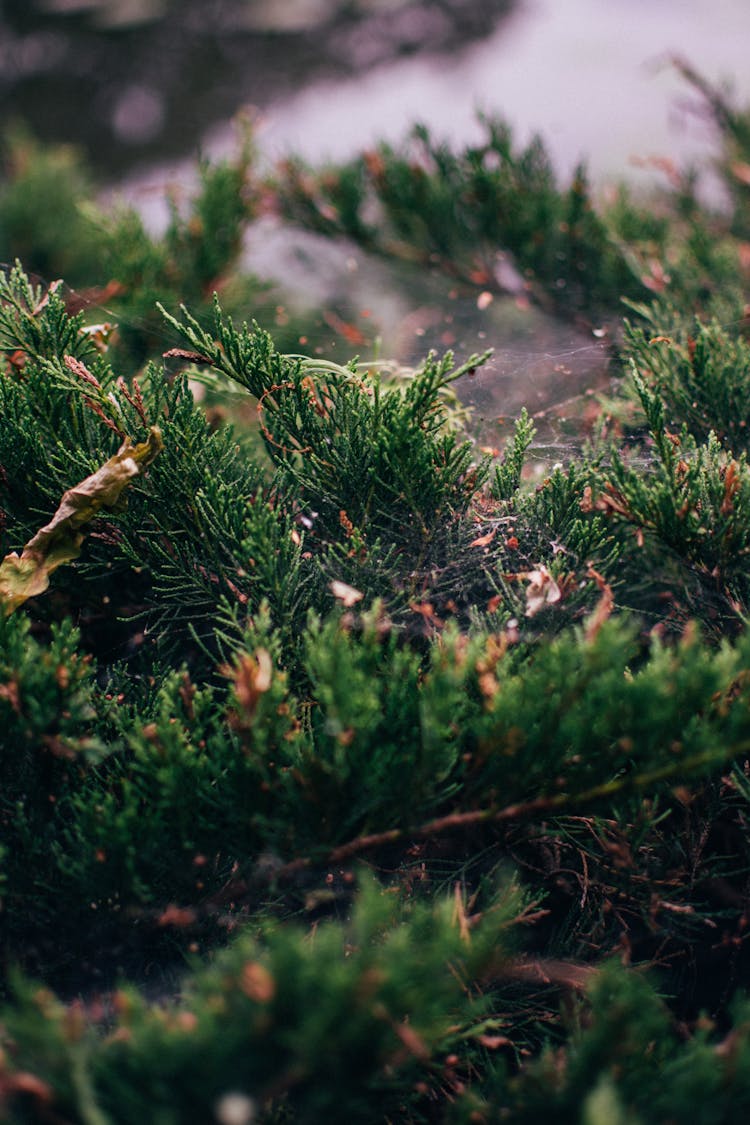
[0,0,515,176]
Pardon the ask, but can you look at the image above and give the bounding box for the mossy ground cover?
[2,66,750,1123]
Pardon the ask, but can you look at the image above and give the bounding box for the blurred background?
[3,0,749,186]
[3,0,750,461]
[1,0,515,175]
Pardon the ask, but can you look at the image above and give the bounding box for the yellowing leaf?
[0,427,163,616]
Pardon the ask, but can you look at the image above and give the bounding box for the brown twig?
[206,742,748,908]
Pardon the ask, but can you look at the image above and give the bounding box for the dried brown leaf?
[584,564,615,641]
[240,962,276,1004]
[0,427,163,615]
[158,905,197,928]
[470,529,496,548]
[163,348,215,365]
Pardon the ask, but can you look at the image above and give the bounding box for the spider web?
[2,256,616,473]
[236,221,619,470]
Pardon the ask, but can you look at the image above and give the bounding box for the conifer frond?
[3,63,750,1119]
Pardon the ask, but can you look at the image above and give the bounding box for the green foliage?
[582,368,750,629]
[0,613,108,961]
[5,64,750,1123]
[672,58,750,242]
[0,876,533,1124]
[0,128,103,287]
[491,409,536,501]
[502,962,750,1125]
[160,299,491,546]
[605,184,748,318]
[7,914,750,1123]
[274,118,647,315]
[0,126,268,370]
[98,143,261,367]
[623,306,750,449]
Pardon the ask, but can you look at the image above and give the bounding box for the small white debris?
[330,580,364,607]
[215,1092,257,1125]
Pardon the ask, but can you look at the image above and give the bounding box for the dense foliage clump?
[2,66,750,1125]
